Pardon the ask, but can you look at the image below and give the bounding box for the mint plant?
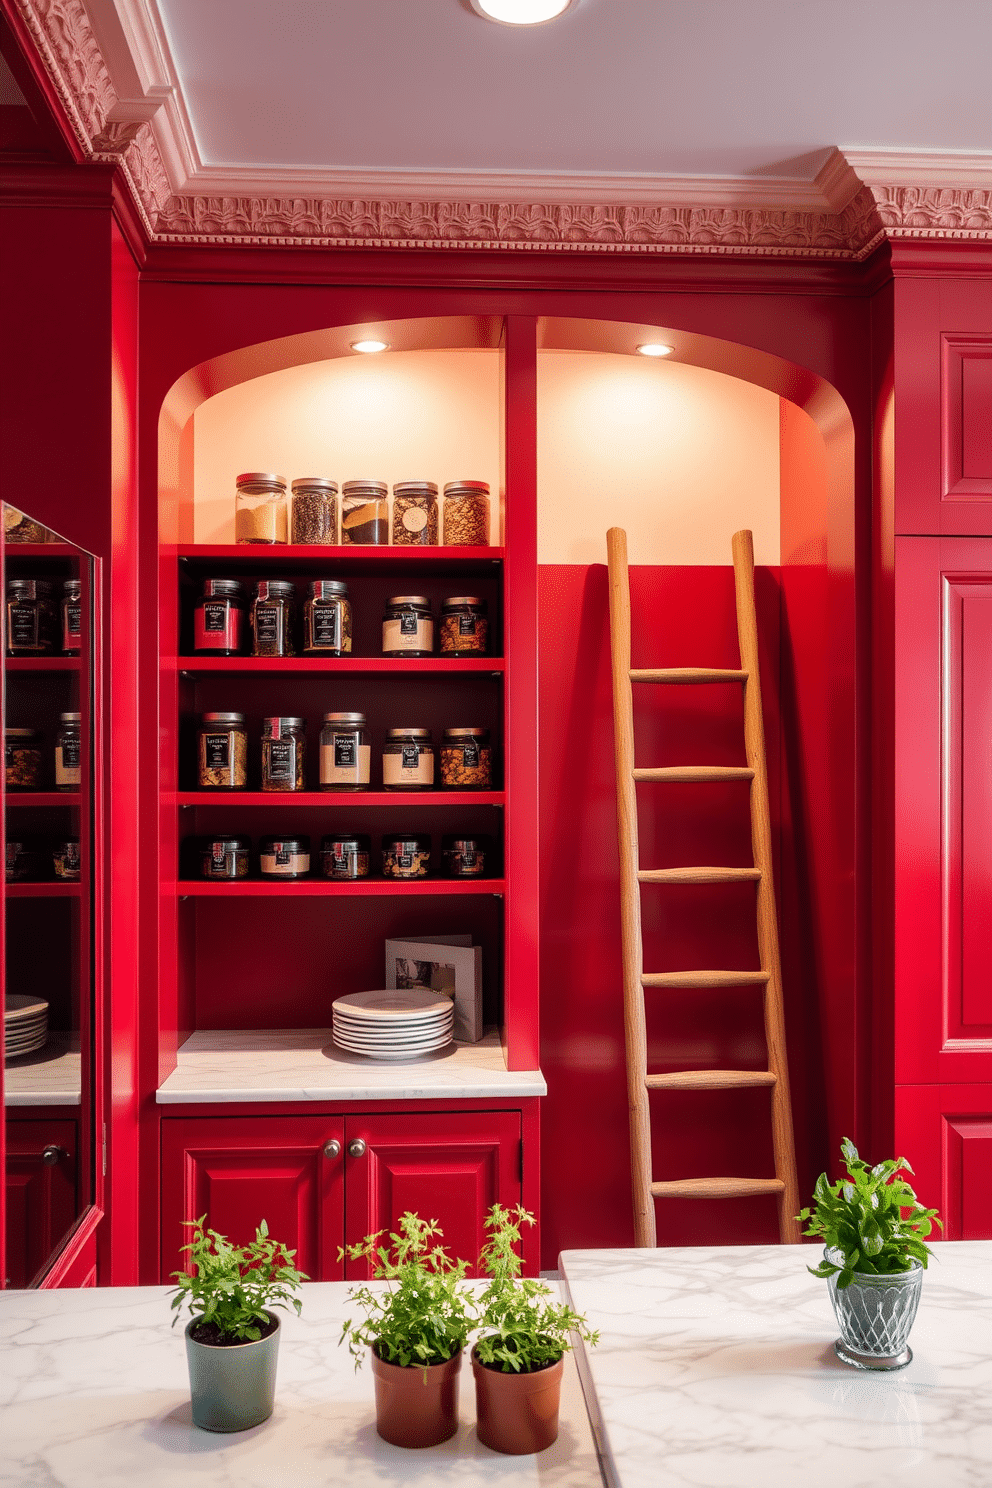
[339,1211,474,1369]
[169,1216,307,1343]
[797,1138,941,1290]
[474,1203,598,1373]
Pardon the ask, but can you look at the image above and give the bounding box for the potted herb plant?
[339,1211,475,1449]
[472,1203,599,1455]
[798,1138,941,1371]
[169,1216,306,1432]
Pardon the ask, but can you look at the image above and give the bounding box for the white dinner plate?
[332,989,453,1021]
[332,1029,451,1051]
[5,994,49,1023]
[332,1039,452,1062]
[332,1010,452,1034]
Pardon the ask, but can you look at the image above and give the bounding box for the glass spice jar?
[319,712,370,791]
[391,481,439,546]
[251,580,296,658]
[235,472,288,545]
[381,834,431,879]
[6,840,44,882]
[199,836,250,881]
[341,480,389,545]
[303,580,352,656]
[54,712,81,792]
[442,480,490,546]
[6,579,56,656]
[5,728,42,790]
[440,727,492,789]
[320,833,371,880]
[440,596,489,656]
[291,477,338,545]
[259,834,310,879]
[197,712,248,790]
[442,835,489,878]
[382,595,433,657]
[382,728,434,790]
[193,578,245,656]
[61,579,82,656]
[261,716,306,792]
[53,838,81,881]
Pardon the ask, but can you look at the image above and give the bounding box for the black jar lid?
[385,727,432,740]
[260,834,310,852]
[321,833,371,851]
[201,836,251,851]
[201,578,244,598]
[443,726,489,739]
[254,579,295,600]
[63,579,82,597]
[385,595,432,610]
[441,595,487,611]
[199,711,246,726]
[308,579,348,598]
[382,834,430,850]
[323,712,366,728]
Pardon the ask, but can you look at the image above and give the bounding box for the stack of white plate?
[332,989,453,1061]
[5,994,48,1060]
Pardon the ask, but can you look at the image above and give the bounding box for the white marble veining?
[560,1241,992,1488]
[0,1280,601,1488]
[4,1034,81,1107]
[156,1027,546,1103]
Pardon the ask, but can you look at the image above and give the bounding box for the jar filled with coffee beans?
[442,480,490,546]
[341,480,388,545]
[251,580,296,657]
[442,835,489,878]
[382,595,433,657]
[391,481,438,546]
[382,727,434,790]
[303,580,352,655]
[291,477,338,545]
[6,579,56,656]
[320,833,371,880]
[440,596,488,655]
[235,472,288,545]
[194,578,245,656]
[197,712,248,790]
[440,727,492,789]
[261,716,306,792]
[54,712,81,791]
[53,838,81,881]
[319,712,370,791]
[381,834,430,879]
[5,728,42,790]
[199,835,250,880]
[259,834,310,879]
[61,579,82,655]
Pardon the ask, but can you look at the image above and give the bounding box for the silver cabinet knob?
[322,1139,341,1160]
[41,1145,65,1167]
[347,1138,367,1159]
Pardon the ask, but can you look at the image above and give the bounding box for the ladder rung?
[630,668,748,685]
[638,866,762,885]
[642,970,770,989]
[645,1069,777,1090]
[633,766,754,783]
[651,1177,786,1199]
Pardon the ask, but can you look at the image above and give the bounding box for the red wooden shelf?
[5,793,79,808]
[178,544,503,571]
[177,878,506,897]
[4,542,76,557]
[6,656,81,672]
[175,791,505,808]
[175,656,504,675]
[6,881,81,897]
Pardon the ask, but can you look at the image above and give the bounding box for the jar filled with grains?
[251,580,296,657]
[442,835,489,878]
[259,834,310,879]
[199,836,250,881]
[440,727,492,789]
[194,578,245,656]
[440,596,488,656]
[5,728,42,790]
[235,472,288,545]
[261,716,307,792]
[291,477,338,545]
[382,595,433,657]
[6,579,56,656]
[320,833,371,880]
[53,838,81,881]
[303,580,352,656]
[382,834,430,879]
[61,579,82,656]
[319,712,370,791]
[341,480,389,545]
[391,481,438,546]
[442,480,490,546]
[197,712,248,790]
[54,712,81,791]
[382,727,434,790]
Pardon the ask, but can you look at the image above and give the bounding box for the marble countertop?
[0,1280,601,1488]
[156,1027,546,1103]
[560,1240,992,1488]
[4,1034,81,1107]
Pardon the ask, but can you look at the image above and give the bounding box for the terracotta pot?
[369,1344,462,1448]
[184,1310,280,1432]
[472,1344,564,1454]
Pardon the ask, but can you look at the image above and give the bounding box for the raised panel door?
[4,1119,77,1289]
[895,1084,992,1239]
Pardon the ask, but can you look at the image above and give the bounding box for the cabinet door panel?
[4,1119,77,1289]
[344,1112,521,1277]
[896,1084,992,1240]
[161,1116,344,1282]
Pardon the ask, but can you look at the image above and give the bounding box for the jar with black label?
[440,596,489,656]
[442,835,489,878]
[442,480,490,546]
[53,838,81,881]
[194,578,245,656]
[5,728,42,790]
[199,836,250,880]
[391,481,438,546]
[382,728,434,790]
[251,580,296,658]
[319,712,370,791]
[382,596,433,657]
[235,472,288,545]
[382,834,431,879]
[291,477,338,545]
[259,834,310,879]
[197,712,248,790]
[440,727,492,789]
[320,833,371,880]
[303,580,352,656]
[62,579,82,656]
[6,840,43,882]
[261,716,306,792]
[5,579,56,656]
[55,712,81,791]
[341,480,389,545]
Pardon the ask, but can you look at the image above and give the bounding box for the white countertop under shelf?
[4,1033,81,1107]
[156,1027,546,1104]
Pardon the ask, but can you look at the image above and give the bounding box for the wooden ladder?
[607,526,801,1247]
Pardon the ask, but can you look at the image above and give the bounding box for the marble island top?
[156,1027,546,1103]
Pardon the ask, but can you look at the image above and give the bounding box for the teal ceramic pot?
[184,1310,280,1431]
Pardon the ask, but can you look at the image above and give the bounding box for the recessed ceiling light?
[350,340,390,354]
[636,343,675,358]
[470,0,576,24]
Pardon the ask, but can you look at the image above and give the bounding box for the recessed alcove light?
[469,0,575,24]
[350,339,390,354]
[636,343,675,358]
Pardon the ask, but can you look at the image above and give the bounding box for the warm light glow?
[350,339,390,354]
[470,0,574,24]
[636,343,675,358]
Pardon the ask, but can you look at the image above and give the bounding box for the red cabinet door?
[161,1116,345,1283]
[5,1119,78,1289]
[343,1111,522,1278]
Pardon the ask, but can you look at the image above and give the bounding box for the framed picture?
[384,934,483,1043]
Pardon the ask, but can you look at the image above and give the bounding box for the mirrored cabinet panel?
[3,505,97,1287]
